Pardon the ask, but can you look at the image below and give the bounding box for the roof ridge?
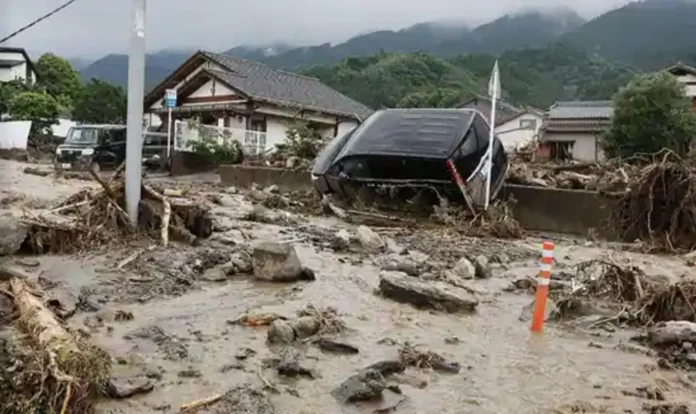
[202,50,321,82]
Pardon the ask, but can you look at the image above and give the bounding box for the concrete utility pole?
[125,0,146,225]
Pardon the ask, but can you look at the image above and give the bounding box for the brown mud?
[1,160,696,414]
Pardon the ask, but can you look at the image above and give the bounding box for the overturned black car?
[311,108,508,210]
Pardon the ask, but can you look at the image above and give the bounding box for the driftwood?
[179,393,224,412]
[4,266,110,412]
[143,185,171,246]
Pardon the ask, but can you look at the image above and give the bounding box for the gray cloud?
[4,0,629,58]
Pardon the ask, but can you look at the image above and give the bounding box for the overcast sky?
[3,0,629,58]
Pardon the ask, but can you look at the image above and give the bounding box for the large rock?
[452,257,475,280]
[252,242,303,282]
[378,271,478,313]
[0,213,27,256]
[648,321,696,347]
[356,226,385,250]
[267,319,296,344]
[332,369,386,403]
[474,255,492,279]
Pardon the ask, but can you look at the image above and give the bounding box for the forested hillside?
[302,44,636,110]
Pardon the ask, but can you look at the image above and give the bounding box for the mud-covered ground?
[1,159,695,414]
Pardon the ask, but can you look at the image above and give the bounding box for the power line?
[0,0,80,44]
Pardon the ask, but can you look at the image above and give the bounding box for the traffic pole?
[530,240,554,332]
[125,0,146,225]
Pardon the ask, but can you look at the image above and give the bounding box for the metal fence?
[173,120,267,155]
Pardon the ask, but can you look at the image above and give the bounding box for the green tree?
[9,91,60,134]
[604,72,696,157]
[0,80,31,114]
[35,53,83,108]
[73,79,127,124]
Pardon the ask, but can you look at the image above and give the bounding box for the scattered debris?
[398,343,461,373]
[314,338,360,354]
[378,271,479,313]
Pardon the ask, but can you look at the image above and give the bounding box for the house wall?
[184,79,237,102]
[0,51,32,83]
[496,113,542,152]
[674,73,696,97]
[542,131,604,162]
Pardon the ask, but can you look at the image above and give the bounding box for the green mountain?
[561,0,696,70]
[302,43,636,110]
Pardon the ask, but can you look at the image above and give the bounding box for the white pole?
[167,107,172,158]
[484,75,498,210]
[125,0,146,225]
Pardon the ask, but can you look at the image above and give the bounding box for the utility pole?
[125,0,146,225]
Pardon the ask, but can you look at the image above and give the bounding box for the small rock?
[365,360,406,376]
[264,184,279,194]
[383,260,419,277]
[332,369,386,403]
[220,362,245,372]
[492,253,510,265]
[452,257,475,280]
[315,338,359,354]
[0,213,27,256]
[201,266,228,282]
[356,225,385,251]
[230,250,253,273]
[107,377,154,399]
[331,229,352,251]
[683,341,693,351]
[177,368,202,378]
[252,242,303,282]
[378,271,479,313]
[276,353,316,379]
[473,255,492,279]
[290,316,320,339]
[444,337,461,345]
[519,298,558,323]
[267,319,296,344]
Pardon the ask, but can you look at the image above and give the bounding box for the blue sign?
[164,89,177,108]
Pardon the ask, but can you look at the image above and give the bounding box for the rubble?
[398,343,461,374]
[377,271,479,313]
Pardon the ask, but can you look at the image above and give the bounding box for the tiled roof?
[665,62,696,77]
[202,52,373,120]
[458,95,523,125]
[548,101,613,120]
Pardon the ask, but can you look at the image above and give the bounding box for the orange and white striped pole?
[531,240,554,332]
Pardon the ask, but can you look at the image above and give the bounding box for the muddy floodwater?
[2,159,695,414]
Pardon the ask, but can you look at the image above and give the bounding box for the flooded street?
[2,160,695,414]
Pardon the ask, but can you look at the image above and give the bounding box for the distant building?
[144,51,372,153]
[0,47,36,85]
[539,101,613,162]
[665,62,696,105]
[458,96,543,152]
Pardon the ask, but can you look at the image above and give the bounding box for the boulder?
[332,369,386,403]
[451,257,475,280]
[474,255,492,279]
[378,271,478,313]
[267,319,296,344]
[0,213,27,256]
[356,225,384,250]
[252,242,303,282]
[648,321,696,347]
[331,229,352,251]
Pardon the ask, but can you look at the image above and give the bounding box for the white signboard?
[165,89,177,108]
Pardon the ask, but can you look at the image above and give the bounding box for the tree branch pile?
[608,151,696,252]
[0,266,110,413]
[20,168,212,254]
[507,159,638,193]
[550,259,696,326]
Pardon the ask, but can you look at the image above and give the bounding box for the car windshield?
[65,128,100,145]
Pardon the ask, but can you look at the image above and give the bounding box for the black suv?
[55,125,126,172]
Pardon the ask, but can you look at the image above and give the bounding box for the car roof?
[335,108,478,161]
[72,124,126,129]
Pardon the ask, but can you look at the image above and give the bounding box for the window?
[548,141,573,161]
[520,119,537,130]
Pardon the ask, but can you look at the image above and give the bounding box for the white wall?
[51,119,77,138]
[187,79,236,99]
[542,131,603,162]
[496,113,542,152]
[0,51,32,83]
[0,120,32,149]
[675,73,696,97]
[266,117,289,150]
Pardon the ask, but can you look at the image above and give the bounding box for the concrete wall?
[0,51,33,83]
[503,184,614,236]
[219,165,312,192]
[170,150,218,176]
[674,73,696,97]
[0,120,31,149]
